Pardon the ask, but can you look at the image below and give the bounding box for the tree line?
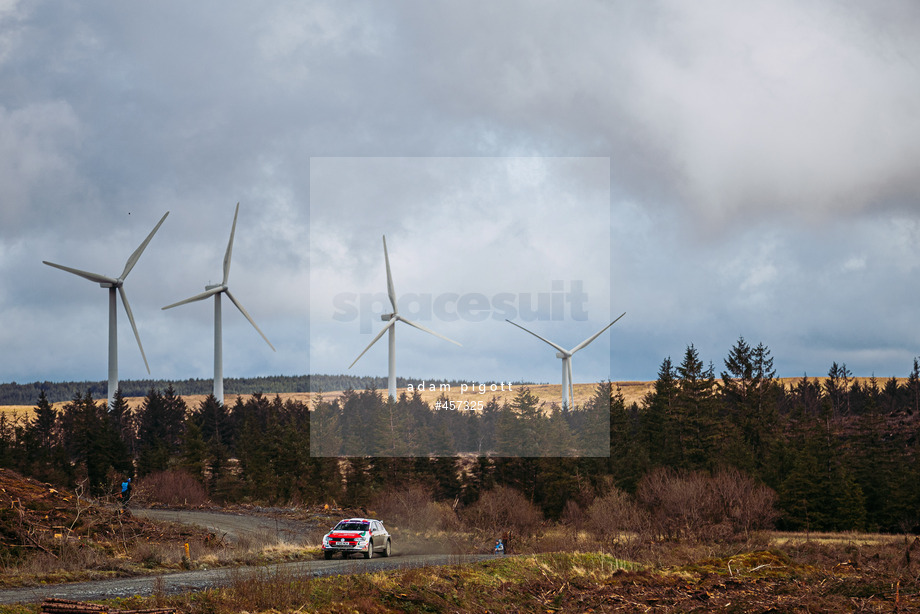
[0,375,512,404]
[1,337,920,533]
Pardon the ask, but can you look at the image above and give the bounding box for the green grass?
[4,546,919,613]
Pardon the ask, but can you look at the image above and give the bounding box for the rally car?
[321,518,391,559]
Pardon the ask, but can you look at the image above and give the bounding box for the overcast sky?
[3,1,920,390]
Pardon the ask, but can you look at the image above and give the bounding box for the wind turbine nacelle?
[206,283,223,291]
[100,282,116,288]
[381,313,394,321]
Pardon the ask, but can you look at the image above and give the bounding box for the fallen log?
[40,598,177,614]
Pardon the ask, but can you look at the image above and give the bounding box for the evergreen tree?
[137,386,188,476]
[59,391,130,495]
[907,358,920,415]
[310,397,343,457]
[565,383,610,456]
[778,419,866,531]
[639,357,678,467]
[606,383,645,491]
[22,390,60,482]
[0,413,15,469]
[721,339,779,473]
[31,390,57,451]
[109,388,135,460]
[879,377,901,414]
[673,345,719,470]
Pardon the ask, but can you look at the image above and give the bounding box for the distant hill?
[4,374,907,407]
[0,374,532,405]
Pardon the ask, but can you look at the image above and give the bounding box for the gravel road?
[0,553,489,605]
[0,509,491,605]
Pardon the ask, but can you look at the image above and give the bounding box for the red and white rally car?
[321,518,391,559]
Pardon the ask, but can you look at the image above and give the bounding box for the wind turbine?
[349,235,461,401]
[43,211,170,407]
[506,312,626,409]
[162,203,275,403]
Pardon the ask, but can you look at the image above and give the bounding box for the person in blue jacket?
[120,478,132,507]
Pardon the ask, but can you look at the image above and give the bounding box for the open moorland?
[0,382,646,417]
[1,376,911,418]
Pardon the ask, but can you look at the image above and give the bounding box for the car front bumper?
[322,542,370,553]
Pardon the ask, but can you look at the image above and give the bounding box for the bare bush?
[560,500,585,532]
[585,487,649,546]
[636,467,777,542]
[709,467,777,538]
[369,486,460,534]
[461,486,543,539]
[135,470,209,507]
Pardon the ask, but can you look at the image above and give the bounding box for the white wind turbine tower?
[349,235,461,401]
[506,312,626,409]
[162,203,275,403]
[43,211,170,407]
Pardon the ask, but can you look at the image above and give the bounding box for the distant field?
[0,381,650,417]
[0,376,906,418]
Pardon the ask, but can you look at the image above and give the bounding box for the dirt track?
[0,509,489,605]
[132,508,315,545]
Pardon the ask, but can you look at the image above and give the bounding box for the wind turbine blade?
[224,288,276,351]
[505,319,568,354]
[43,261,117,285]
[570,311,626,353]
[118,286,151,374]
[349,317,396,368]
[120,211,169,279]
[398,316,462,346]
[382,235,397,313]
[223,203,239,286]
[162,287,222,310]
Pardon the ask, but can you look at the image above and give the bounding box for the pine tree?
[22,390,59,481]
[721,339,779,473]
[0,413,14,469]
[178,420,208,481]
[639,357,678,467]
[674,345,719,470]
[907,358,920,415]
[310,397,343,457]
[578,382,611,456]
[31,390,57,451]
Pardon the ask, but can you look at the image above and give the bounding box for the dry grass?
[0,382,648,416]
[770,530,909,546]
[0,405,33,419]
[0,375,911,417]
[91,544,920,613]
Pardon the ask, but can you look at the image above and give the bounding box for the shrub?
[369,486,459,534]
[461,486,543,538]
[636,467,776,542]
[585,487,648,545]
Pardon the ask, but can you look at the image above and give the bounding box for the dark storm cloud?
[1,1,920,385]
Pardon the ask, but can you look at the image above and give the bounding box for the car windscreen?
[334,522,369,531]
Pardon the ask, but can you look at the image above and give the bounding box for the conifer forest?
[2,337,920,534]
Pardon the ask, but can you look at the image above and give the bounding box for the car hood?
[327,531,364,539]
